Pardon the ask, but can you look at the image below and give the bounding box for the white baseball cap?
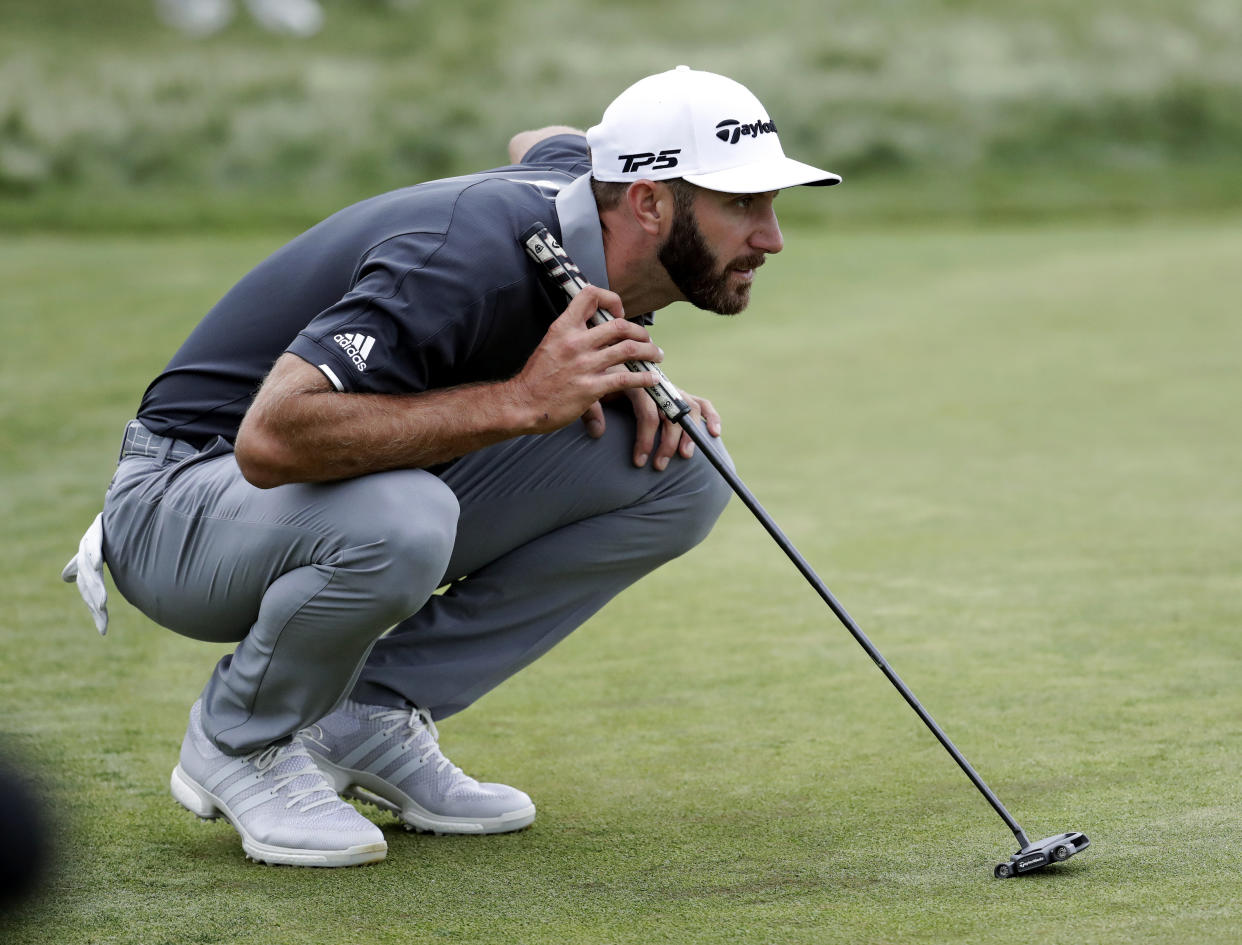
[587,65,841,193]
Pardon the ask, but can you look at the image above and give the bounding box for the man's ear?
[626,180,676,238]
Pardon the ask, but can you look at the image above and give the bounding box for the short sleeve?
[286,182,542,395]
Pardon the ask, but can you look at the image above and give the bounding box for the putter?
[522,222,1090,878]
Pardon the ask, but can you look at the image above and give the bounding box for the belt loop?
[155,436,175,465]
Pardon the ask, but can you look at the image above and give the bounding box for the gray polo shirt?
[137,135,603,449]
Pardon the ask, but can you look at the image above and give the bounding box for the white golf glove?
[61,513,109,636]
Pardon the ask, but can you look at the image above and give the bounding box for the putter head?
[993,832,1090,878]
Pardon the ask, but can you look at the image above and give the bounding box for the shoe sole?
[306,751,536,835]
[170,764,387,867]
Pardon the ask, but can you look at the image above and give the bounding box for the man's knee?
[385,475,460,581]
[653,440,733,557]
[339,470,460,615]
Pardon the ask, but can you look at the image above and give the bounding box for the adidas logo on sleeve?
[333,332,375,372]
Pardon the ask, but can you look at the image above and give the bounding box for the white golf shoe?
[300,701,536,835]
[170,701,387,867]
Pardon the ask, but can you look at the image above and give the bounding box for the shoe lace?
[299,723,327,749]
[370,707,468,779]
[250,743,342,812]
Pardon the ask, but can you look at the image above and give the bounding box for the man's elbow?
[508,126,584,163]
[234,426,297,490]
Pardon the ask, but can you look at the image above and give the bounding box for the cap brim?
[682,156,841,193]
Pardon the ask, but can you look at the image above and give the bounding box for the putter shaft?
[676,418,1030,850]
[522,221,1031,850]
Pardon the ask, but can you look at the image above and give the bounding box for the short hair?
[589,176,699,213]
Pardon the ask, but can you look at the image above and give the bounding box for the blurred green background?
[3,0,1241,229]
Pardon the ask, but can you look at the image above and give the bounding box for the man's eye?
[734,197,754,209]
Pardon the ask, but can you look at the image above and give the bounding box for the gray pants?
[102,407,731,754]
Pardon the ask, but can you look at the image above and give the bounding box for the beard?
[657,204,765,315]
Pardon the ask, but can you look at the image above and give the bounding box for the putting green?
[2,215,1239,943]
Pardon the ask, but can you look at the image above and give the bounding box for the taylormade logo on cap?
[587,66,840,194]
[715,119,778,144]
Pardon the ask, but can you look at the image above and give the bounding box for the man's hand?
[509,285,666,435]
[581,382,723,470]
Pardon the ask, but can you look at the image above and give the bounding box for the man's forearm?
[237,286,664,488]
[236,355,538,488]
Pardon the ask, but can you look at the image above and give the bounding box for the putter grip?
[521,223,691,423]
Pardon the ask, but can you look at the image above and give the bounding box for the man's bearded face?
[657,198,765,316]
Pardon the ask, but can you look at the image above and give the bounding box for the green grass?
[3,214,1241,943]
[3,0,1242,227]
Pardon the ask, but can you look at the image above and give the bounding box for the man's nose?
[751,208,783,255]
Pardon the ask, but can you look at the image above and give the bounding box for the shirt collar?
[553,173,655,324]
[555,172,609,289]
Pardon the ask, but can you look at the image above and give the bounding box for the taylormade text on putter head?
[522,222,1090,878]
